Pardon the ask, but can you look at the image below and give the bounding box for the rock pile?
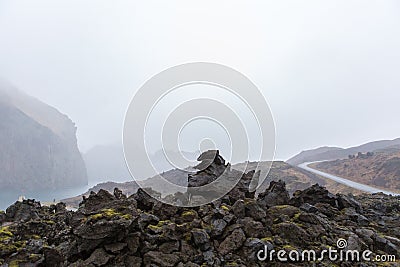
[0,154,399,266]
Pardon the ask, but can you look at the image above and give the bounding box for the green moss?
[0,243,18,254]
[294,222,304,227]
[14,240,26,249]
[244,198,252,204]
[158,220,169,225]
[0,226,13,237]
[273,205,291,210]
[29,253,42,262]
[147,220,171,232]
[182,210,196,217]
[0,236,11,242]
[293,212,301,221]
[90,213,104,220]
[261,237,273,242]
[121,214,132,220]
[102,208,118,217]
[9,259,26,267]
[88,208,132,221]
[0,226,13,242]
[220,205,230,211]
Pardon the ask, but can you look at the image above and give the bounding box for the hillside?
[0,82,87,191]
[287,138,400,165]
[311,150,400,192]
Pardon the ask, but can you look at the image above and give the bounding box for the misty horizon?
[2,77,400,162]
[1,1,400,161]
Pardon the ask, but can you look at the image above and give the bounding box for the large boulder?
[188,150,227,188]
[290,184,339,208]
[257,180,290,208]
[5,199,41,222]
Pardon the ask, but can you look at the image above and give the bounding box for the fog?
[0,0,400,160]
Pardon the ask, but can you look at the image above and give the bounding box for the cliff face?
[0,82,87,191]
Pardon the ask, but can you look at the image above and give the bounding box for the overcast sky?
[0,1,399,160]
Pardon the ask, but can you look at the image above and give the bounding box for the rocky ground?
[62,159,357,209]
[0,152,399,266]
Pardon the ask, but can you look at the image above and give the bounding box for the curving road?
[298,161,400,196]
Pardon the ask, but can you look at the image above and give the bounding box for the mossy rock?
[147,220,172,234]
[261,236,273,242]
[0,243,18,255]
[181,210,198,222]
[9,259,26,267]
[0,227,13,242]
[29,253,42,262]
[0,227,13,237]
[268,205,301,218]
[88,208,133,221]
[220,204,230,211]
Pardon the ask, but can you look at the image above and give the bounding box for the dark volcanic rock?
[290,184,339,208]
[0,152,399,266]
[188,150,227,187]
[218,228,246,255]
[5,199,41,222]
[187,150,261,206]
[257,180,290,208]
[191,228,211,251]
[226,170,257,203]
[143,251,181,267]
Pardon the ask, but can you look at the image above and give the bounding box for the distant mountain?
[287,138,400,165]
[0,81,87,191]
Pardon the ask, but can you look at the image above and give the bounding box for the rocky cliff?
[0,82,87,191]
